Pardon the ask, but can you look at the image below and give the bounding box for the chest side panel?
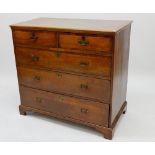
[111,25,131,126]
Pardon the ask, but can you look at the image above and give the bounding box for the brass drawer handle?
[78,36,89,46]
[79,61,89,67]
[79,40,89,46]
[58,96,64,102]
[34,75,41,81]
[54,51,61,58]
[80,84,88,90]
[31,55,39,62]
[56,73,62,78]
[36,97,42,103]
[30,32,38,41]
[81,108,88,114]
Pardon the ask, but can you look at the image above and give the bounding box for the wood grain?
[13,30,57,47]
[59,33,113,52]
[111,25,131,124]
[15,47,112,78]
[11,18,132,139]
[18,67,111,102]
[20,86,109,127]
[11,18,132,33]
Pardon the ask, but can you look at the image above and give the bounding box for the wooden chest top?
[11,17,132,33]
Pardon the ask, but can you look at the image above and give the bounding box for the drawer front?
[12,30,57,47]
[20,86,109,126]
[15,47,111,77]
[18,67,111,102]
[59,34,113,52]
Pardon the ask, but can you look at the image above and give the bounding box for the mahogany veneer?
[11,18,132,140]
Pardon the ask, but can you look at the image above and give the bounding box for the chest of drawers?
[11,18,132,140]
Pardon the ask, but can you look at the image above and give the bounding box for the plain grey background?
[0,13,154,141]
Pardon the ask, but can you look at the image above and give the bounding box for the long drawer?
[12,30,57,48]
[20,86,109,126]
[15,47,111,77]
[18,67,111,102]
[59,33,113,52]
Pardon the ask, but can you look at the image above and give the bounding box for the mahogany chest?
[11,18,132,140]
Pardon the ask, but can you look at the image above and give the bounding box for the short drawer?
[15,47,111,77]
[18,67,111,102]
[59,34,113,52]
[12,30,57,48]
[20,86,109,126]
